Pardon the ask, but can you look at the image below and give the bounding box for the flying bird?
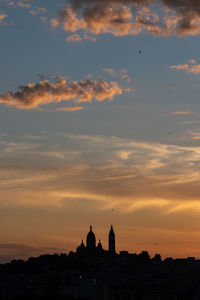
[138,50,142,54]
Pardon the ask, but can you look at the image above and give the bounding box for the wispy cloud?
[23,134,46,140]
[7,1,46,18]
[29,7,46,16]
[2,133,200,258]
[171,111,195,115]
[170,60,200,75]
[66,33,96,43]
[2,0,15,7]
[55,106,84,111]
[185,130,200,141]
[17,1,32,8]
[40,16,48,23]
[182,121,200,125]
[103,68,132,83]
[66,33,82,43]
[104,68,117,77]
[121,74,131,83]
[1,133,200,215]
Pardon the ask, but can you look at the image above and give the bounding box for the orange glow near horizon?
[1,133,200,262]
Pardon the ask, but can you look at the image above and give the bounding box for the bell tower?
[109,225,116,253]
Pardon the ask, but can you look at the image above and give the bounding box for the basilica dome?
[86,225,96,249]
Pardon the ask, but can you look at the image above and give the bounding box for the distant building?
[109,225,115,254]
[76,225,116,257]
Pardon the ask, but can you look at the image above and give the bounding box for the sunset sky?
[1,0,200,262]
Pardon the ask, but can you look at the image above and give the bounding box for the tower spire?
[109,225,116,254]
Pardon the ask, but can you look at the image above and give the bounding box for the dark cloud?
[37,73,45,80]
[51,0,200,39]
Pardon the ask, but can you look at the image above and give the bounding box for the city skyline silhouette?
[1,224,200,299]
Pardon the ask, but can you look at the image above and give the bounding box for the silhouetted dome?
[86,225,96,249]
[97,239,103,250]
[80,240,85,248]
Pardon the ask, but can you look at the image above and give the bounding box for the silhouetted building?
[86,225,96,249]
[109,225,115,254]
[76,225,116,257]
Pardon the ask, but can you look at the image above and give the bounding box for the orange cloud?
[50,6,161,39]
[29,7,46,16]
[83,34,96,42]
[40,16,48,23]
[104,68,117,77]
[121,74,131,83]
[2,133,200,258]
[0,78,122,110]
[66,33,82,43]
[17,1,32,8]
[0,13,7,24]
[2,133,200,213]
[104,68,132,83]
[56,106,84,111]
[50,0,200,40]
[171,111,195,115]
[66,33,96,43]
[171,60,200,74]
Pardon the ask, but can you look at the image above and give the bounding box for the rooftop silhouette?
[0,225,200,300]
[76,225,116,257]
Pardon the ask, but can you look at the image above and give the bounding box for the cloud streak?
[29,7,46,16]
[171,111,195,115]
[170,60,200,74]
[2,133,200,258]
[1,133,200,214]
[51,0,200,40]
[0,78,122,110]
[55,106,84,111]
[17,1,31,8]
